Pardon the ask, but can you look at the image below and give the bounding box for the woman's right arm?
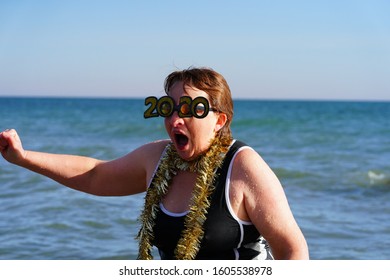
[0,129,166,196]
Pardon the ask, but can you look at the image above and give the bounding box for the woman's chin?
[177,150,194,162]
[176,147,200,162]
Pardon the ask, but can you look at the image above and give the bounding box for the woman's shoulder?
[230,141,274,178]
[141,139,171,149]
[135,139,171,159]
[230,140,257,158]
[123,140,172,180]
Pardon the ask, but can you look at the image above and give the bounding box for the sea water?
[1,97,389,259]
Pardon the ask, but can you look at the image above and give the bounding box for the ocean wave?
[367,170,390,186]
[344,170,390,197]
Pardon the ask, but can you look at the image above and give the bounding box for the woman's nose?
[168,111,184,127]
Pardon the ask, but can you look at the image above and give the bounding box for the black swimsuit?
[152,140,273,260]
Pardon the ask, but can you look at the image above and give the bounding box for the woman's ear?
[214,113,228,133]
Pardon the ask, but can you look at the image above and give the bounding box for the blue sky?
[0,0,389,100]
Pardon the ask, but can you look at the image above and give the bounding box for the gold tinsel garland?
[137,137,231,260]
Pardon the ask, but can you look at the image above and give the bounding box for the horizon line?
[0,94,389,103]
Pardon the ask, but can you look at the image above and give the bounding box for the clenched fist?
[0,129,27,165]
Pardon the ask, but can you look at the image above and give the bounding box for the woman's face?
[164,81,225,161]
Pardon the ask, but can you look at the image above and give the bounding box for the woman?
[0,67,309,260]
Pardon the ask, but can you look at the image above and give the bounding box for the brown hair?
[164,67,233,139]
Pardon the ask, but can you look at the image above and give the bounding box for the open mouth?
[174,133,189,149]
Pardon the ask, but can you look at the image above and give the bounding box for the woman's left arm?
[231,148,309,260]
